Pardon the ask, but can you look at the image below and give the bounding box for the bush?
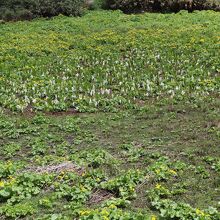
[105,0,220,13]
[89,0,107,10]
[0,0,86,21]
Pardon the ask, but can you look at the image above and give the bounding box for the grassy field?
[0,10,220,219]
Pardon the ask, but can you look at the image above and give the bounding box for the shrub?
[89,0,107,10]
[105,0,220,13]
[0,8,15,21]
[0,0,86,21]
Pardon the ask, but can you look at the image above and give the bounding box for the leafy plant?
[0,202,36,218]
[101,169,144,199]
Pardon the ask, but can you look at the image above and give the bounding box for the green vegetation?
[0,9,219,219]
[0,10,219,112]
[0,100,219,219]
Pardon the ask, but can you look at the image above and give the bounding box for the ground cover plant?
[0,10,219,112]
[0,100,219,219]
[0,9,220,219]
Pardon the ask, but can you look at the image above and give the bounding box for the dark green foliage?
[0,0,86,21]
[105,0,220,13]
[89,0,107,10]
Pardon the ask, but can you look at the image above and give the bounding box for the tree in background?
[0,0,86,21]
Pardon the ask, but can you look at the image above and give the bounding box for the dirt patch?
[22,161,85,175]
[87,189,115,205]
[45,108,80,117]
